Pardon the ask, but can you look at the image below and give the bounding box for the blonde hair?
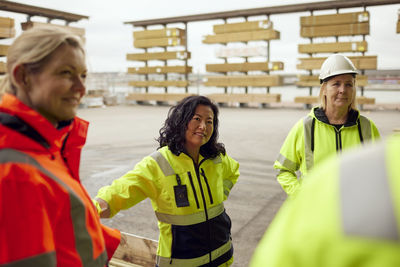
[0,26,85,95]
[319,75,357,111]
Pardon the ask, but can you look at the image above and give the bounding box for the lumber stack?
[397,10,400,33]
[0,17,15,75]
[296,11,376,105]
[127,27,191,97]
[202,19,283,104]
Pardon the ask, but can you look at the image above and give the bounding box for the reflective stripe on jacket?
[0,94,120,266]
[250,135,400,267]
[274,107,380,195]
[96,146,240,266]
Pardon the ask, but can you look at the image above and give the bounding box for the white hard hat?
[319,54,358,84]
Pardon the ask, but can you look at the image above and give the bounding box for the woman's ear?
[12,65,30,91]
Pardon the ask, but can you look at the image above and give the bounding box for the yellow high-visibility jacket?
[96,146,240,267]
[251,134,400,267]
[274,107,380,195]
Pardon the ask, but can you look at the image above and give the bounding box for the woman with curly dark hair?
[95,95,240,266]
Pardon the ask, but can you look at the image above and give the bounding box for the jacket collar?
[311,106,360,127]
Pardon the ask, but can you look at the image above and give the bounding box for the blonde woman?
[0,27,120,266]
[274,54,380,196]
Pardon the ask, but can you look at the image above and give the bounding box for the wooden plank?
[126,51,190,61]
[397,20,400,33]
[215,46,268,58]
[296,75,368,87]
[127,65,192,74]
[357,96,375,104]
[213,20,272,34]
[129,80,189,87]
[298,41,367,54]
[300,11,369,26]
[21,21,85,37]
[203,29,280,44]
[207,93,281,103]
[0,17,14,28]
[134,37,186,48]
[133,28,185,39]
[204,75,283,87]
[297,56,377,70]
[301,22,369,37]
[294,96,319,104]
[0,27,15,39]
[110,232,157,267]
[0,61,6,73]
[206,62,283,73]
[0,45,9,57]
[126,93,194,102]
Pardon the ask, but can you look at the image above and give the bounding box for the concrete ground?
[78,104,400,266]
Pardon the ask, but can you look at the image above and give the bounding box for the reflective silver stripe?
[155,203,224,225]
[156,239,232,267]
[223,179,233,197]
[277,153,299,171]
[150,151,175,176]
[0,149,108,266]
[212,155,222,164]
[340,143,399,241]
[0,251,56,267]
[359,115,372,141]
[303,115,314,171]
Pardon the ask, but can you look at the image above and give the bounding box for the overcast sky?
[2,0,400,73]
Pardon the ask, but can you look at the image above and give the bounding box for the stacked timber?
[0,16,14,75]
[203,19,283,105]
[397,10,400,33]
[296,11,376,105]
[127,27,192,104]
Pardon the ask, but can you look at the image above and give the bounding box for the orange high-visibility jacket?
[0,94,120,266]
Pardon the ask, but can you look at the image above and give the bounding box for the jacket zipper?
[187,172,200,209]
[334,127,343,151]
[200,168,214,204]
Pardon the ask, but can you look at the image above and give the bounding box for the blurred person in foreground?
[94,95,240,267]
[274,54,380,196]
[250,134,400,266]
[0,27,121,266]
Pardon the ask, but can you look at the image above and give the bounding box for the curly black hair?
[157,95,226,159]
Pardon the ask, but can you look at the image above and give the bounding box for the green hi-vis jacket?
[274,107,380,195]
[251,135,400,267]
[96,146,240,267]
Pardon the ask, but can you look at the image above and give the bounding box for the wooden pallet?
[300,12,369,26]
[134,37,186,48]
[204,75,283,87]
[301,22,369,38]
[133,28,185,39]
[296,75,368,87]
[206,61,283,73]
[126,51,190,61]
[203,29,280,44]
[298,41,367,54]
[126,93,194,102]
[129,80,189,87]
[213,20,272,34]
[21,21,85,37]
[128,65,192,74]
[297,56,377,70]
[110,232,157,267]
[208,93,281,103]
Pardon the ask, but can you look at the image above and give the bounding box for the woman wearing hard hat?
[274,53,380,196]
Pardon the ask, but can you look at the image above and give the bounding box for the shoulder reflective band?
[339,143,399,241]
[1,251,56,267]
[303,115,315,171]
[155,203,224,226]
[156,239,231,267]
[0,149,108,266]
[358,115,372,141]
[150,151,175,176]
